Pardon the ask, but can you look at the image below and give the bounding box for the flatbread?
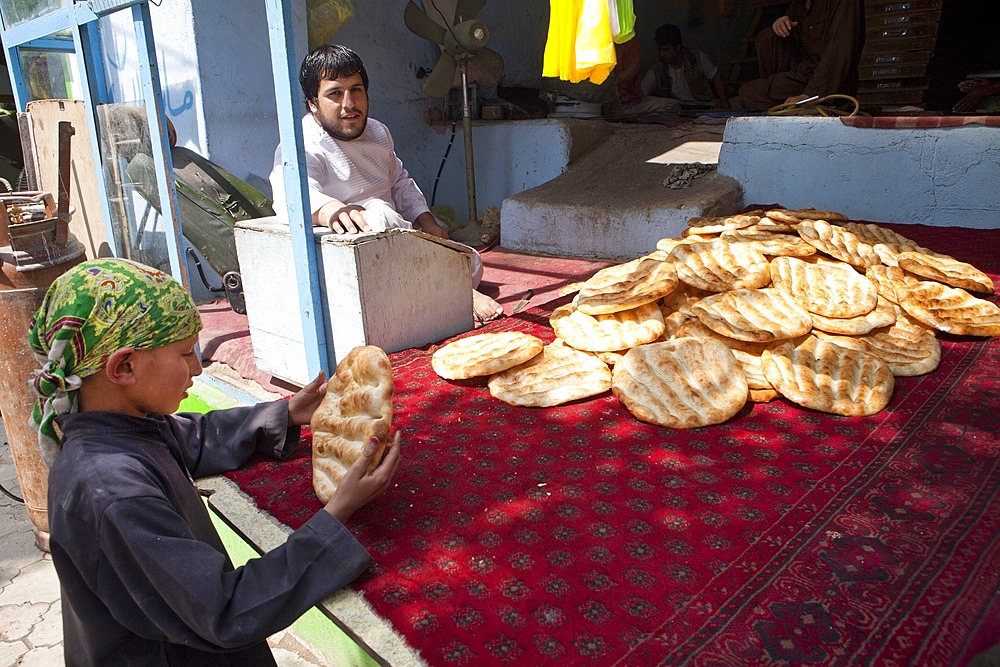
[857,313,941,377]
[311,345,394,504]
[673,318,775,391]
[897,280,1000,337]
[896,250,995,295]
[551,300,665,352]
[670,239,771,292]
[797,219,881,268]
[657,236,713,253]
[431,331,544,380]
[762,335,895,416]
[690,287,813,343]
[770,255,878,318]
[865,264,917,304]
[576,256,679,315]
[612,338,748,429]
[809,296,896,335]
[744,217,800,234]
[720,229,817,257]
[685,213,761,230]
[488,342,612,407]
[839,222,926,267]
[766,207,848,223]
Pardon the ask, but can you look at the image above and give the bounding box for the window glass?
[0,0,66,29]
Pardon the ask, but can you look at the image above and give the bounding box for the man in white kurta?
[269,44,502,323]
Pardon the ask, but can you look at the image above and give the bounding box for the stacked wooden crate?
[857,0,970,111]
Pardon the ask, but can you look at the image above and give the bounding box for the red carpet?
[226,224,1000,666]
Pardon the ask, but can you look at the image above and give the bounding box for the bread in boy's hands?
[311,345,394,504]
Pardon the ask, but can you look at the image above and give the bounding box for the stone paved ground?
[0,417,325,667]
[0,416,63,667]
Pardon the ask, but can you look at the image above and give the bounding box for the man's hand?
[772,15,798,37]
[287,371,327,427]
[784,93,813,105]
[414,211,449,239]
[323,433,402,523]
[319,202,371,234]
[714,97,732,110]
[953,78,1000,113]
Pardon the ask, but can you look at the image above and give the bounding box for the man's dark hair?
[654,24,683,48]
[299,44,370,105]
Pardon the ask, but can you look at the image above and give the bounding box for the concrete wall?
[189,1,279,192]
[718,117,1000,228]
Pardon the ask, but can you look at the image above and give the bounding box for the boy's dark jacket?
[49,402,370,666]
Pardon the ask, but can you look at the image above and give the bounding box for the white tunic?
[269,113,484,286]
[270,114,429,224]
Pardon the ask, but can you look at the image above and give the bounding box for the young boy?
[28,257,401,666]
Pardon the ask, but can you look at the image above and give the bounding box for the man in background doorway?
[738,0,862,109]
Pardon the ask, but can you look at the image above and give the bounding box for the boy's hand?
[287,371,327,426]
[324,432,402,524]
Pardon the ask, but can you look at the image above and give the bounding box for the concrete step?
[500,121,742,261]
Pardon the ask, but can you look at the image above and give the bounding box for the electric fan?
[404,0,504,228]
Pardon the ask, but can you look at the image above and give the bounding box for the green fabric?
[27,258,202,465]
[614,0,636,44]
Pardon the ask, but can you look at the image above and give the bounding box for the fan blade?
[453,0,486,22]
[404,1,446,44]
[422,51,457,98]
[469,47,504,85]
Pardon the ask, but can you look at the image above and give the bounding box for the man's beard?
[317,112,367,141]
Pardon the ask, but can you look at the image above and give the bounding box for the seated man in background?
[738,0,862,109]
[641,24,732,110]
[612,35,682,121]
[270,44,504,324]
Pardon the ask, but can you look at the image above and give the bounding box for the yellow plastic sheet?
[542,0,617,85]
[307,0,356,50]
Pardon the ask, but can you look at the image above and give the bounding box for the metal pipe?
[460,61,478,226]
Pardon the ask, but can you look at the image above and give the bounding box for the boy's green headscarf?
[28,258,202,466]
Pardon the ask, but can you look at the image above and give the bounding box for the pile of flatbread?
[311,345,394,504]
[431,207,999,429]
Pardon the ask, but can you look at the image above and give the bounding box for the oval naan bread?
[576,256,679,315]
[551,300,665,352]
[488,341,612,407]
[311,345,394,504]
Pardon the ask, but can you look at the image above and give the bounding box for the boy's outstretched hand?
[324,432,402,524]
[287,371,327,427]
